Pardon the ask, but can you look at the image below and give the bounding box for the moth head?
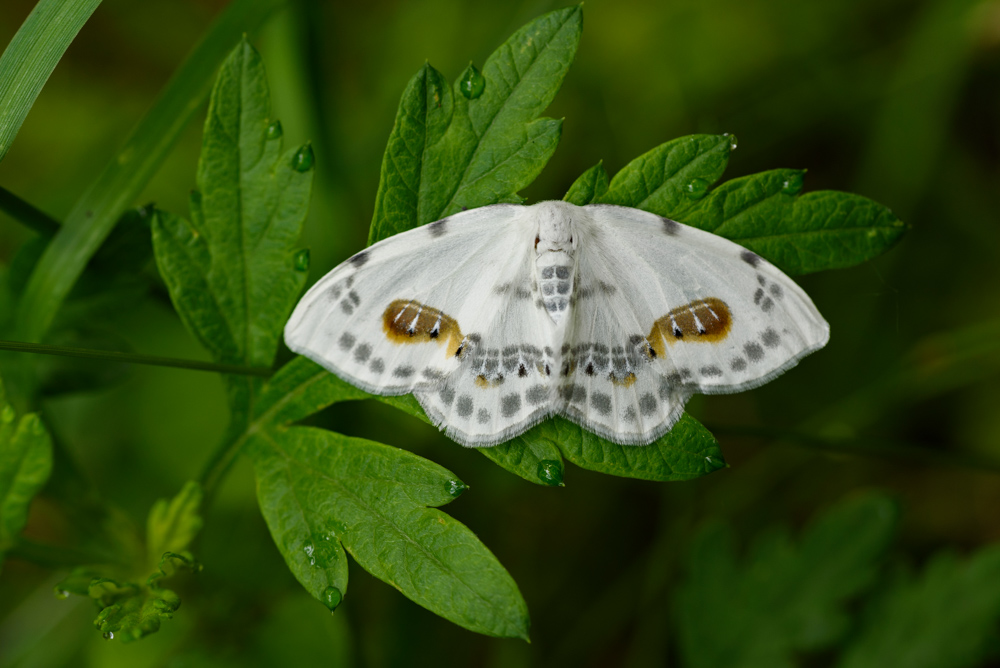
[532,200,578,253]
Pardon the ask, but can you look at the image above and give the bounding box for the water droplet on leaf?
[781,172,804,195]
[459,63,486,100]
[445,479,468,497]
[266,120,283,140]
[294,249,310,272]
[102,631,114,640]
[293,144,314,172]
[54,588,69,600]
[537,460,564,486]
[724,133,738,150]
[304,543,316,566]
[683,178,709,199]
[322,586,343,612]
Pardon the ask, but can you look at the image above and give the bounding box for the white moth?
[285,201,829,447]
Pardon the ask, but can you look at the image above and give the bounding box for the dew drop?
[293,144,314,172]
[304,543,316,566]
[537,460,564,487]
[322,586,343,612]
[54,588,69,600]
[102,631,114,640]
[683,178,709,199]
[724,132,738,150]
[459,63,486,100]
[781,172,804,195]
[294,249,310,272]
[266,120,283,140]
[445,479,468,498]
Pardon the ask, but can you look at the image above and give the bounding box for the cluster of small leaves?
[55,482,204,642]
[675,493,1000,668]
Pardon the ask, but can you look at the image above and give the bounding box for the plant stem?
[0,185,60,236]
[0,340,272,377]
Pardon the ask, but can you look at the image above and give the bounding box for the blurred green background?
[2,0,1000,666]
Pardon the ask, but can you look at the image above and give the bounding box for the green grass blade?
[0,0,102,164]
[14,0,290,345]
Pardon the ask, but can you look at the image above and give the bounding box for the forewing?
[561,204,829,444]
[285,205,534,395]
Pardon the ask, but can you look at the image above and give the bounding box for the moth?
[285,201,829,447]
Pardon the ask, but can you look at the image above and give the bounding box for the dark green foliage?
[675,494,899,668]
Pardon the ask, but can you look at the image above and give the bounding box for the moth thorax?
[537,253,574,324]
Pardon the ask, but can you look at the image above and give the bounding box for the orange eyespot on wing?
[649,298,732,357]
[383,299,464,356]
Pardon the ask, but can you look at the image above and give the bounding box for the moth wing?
[562,204,829,444]
[415,292,560,447]
[285,205,535,395]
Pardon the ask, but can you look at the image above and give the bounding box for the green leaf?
[153,38,313,367]
[0,0,102,163]
[145,481,202,568]
[14,0,291,349]
[563,160,610,205]
[368,6,582,243]
[249,426,529,639]
[675,493,898,668]
[0,379,53,557]
[543,414,724,481]
[838,546,1000,668]
[678,169,906,276]
[594,134,733,215]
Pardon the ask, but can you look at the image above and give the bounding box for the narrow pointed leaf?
[679,169,907,275]
[594,134,733,215]
[369,6,582,243]
[152,38,313,367]
[0,0,102,163]
[563,160,610,205]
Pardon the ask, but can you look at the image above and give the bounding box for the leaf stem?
[0,185,60,236]
[0,340,272,377]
